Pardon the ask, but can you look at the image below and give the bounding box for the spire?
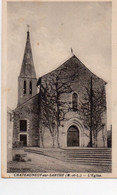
[19,26,36,78]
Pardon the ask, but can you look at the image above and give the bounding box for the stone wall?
[39,56,107,148]
[13,94,39,147]
[18,77,37,106]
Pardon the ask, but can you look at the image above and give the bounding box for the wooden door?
[67,125,79,146]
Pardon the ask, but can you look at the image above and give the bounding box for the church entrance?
[67,125,79,147]
[20,134,27,146]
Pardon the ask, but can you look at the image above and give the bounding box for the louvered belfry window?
[29,81,32,94]
[72,92,78,110]
[23,80,26,94]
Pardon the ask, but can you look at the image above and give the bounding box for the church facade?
[13,30,107,148]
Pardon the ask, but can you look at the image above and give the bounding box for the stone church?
[13,30,107,148]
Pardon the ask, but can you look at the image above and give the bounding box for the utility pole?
[90,76,93,147]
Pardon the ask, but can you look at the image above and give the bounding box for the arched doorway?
[67,125,79,147]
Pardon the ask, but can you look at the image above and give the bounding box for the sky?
[7,2,112,129]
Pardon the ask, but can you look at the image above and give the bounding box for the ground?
[7,148,112,173]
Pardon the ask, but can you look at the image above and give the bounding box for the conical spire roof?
[19,30,36,78]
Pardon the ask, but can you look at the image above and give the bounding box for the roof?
[19,31,36,79]
[14,94,38,111]
[37,55,107,85]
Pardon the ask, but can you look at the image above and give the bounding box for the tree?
[39,64,78,147]
[39,80,57,147]
[80,77,106,147]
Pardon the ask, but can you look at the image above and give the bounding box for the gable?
[37,55,106,87]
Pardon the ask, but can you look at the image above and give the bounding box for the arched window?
[23,80,26,94]
[72,92,78,111]
[29,81,32,94]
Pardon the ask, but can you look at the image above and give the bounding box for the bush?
[13,141,23,148]
[13,154,31,162]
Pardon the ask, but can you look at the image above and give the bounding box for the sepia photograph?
[2,0,114,178]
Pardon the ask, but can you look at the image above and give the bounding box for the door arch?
[67,125,79,147]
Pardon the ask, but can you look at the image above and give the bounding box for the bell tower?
[18,27,37,106]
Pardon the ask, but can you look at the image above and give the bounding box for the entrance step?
[25,147,112,166]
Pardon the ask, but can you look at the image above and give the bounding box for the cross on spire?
[71,48,74,55]
[27,24,30,32]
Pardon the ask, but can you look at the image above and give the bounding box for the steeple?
[19,27,36,78]
[18,27,37,106]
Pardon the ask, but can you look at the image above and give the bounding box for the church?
[13,30,107,148]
